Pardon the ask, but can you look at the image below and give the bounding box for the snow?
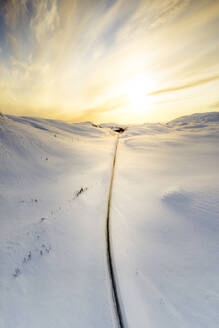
[0,114,117,328]
[111,112,219,327]
[0,112,219,327]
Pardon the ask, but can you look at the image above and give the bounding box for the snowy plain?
[0,112,219,327]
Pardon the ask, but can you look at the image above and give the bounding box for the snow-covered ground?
[111,112,219,327]
[0,112,219,327]
[0,114,118,328]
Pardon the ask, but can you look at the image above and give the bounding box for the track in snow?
[106,133,125,328]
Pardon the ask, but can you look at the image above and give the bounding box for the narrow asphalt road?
[106,133,125,328]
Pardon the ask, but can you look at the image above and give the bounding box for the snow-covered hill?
[112,112,219,328]
[0,114,117,328]
[0,112,219,327]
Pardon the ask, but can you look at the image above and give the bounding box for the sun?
[124,75,155,112]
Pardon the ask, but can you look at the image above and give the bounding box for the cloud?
[211,101,219,109]
[3,0,28,29]
[150,0,188,29]
[148,75,219,96]
[75,95,128,122]
[143,0,189,30]
[30,0,60,42]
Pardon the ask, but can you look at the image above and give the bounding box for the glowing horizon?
[0,0,219,123]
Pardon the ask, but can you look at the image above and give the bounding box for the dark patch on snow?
[75,187,88,197]
[113,127,126,133]
[40,217,48,223]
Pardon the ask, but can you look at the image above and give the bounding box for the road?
[106,133,125,328]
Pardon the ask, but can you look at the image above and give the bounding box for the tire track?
[106,134,125,328]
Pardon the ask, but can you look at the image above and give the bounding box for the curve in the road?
[106,134,125,328]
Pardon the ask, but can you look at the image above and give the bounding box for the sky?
[0,0,219,124]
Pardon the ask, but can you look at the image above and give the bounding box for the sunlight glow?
[125,75,155,113]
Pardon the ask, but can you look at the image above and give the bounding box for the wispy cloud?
[211,101,219,110]
[30,0,60,42]
[3,0,28,29]
[148,75,219,96]
[74,95,128,122]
